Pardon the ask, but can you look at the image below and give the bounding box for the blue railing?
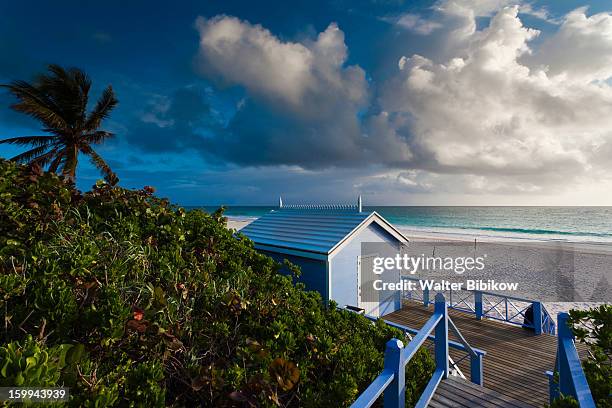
[546,313,596,408]
[359,312,486,385]
[351,293,482,408]
[401,276,556,335]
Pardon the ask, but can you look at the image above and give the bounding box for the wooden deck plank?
[439,378,535,408]
[435,384,516,408]
[382,300,588,407]
[431,378,535,408]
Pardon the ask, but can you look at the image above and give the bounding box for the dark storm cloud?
[188,5,612,194]
[3,0,612,205]
[125,87,215,153]
[0,34,47,131]
[207,99,366,168]
[192,15,415,169]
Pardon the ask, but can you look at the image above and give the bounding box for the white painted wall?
[329,222,402,317]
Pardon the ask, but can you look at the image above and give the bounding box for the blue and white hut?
[240,197,409,317]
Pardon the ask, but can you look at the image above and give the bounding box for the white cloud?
[140,95,174,128]
[195,16,312,106]
[434,0,552,20]
[518,3,555,23]
[194,15,416,168]
[378,4,612,197]
[436,0,512,17]
[392,13,443,34]
[194,16,366,114]
[530,7,612,82]
[191,5,612,203]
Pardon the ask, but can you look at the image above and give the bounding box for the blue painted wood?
[401,313,443,362]
[475,289,543,304]
[401,276,556,335]
[546,370,559,403]
[383,339,405,408]
[262,251,328,299]
[374,318,486,360]
[351,293,478,408]
[415,369,444,408]
[247,207,406,316]
[355,311,487,388]
[475,291,483,320]
[470,353,483,386]
[351,295,465,408]
[434,293,449,379]
[254,243,329,261]
[350,370,395,408]
[555,313,596,408]
[533,302,543,335]
[240,208,371,256]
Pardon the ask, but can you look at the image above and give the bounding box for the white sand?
[227,218,253,231]
[227,216,610,314]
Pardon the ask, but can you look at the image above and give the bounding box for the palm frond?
[84,86,118,131]
[35,65,91,127]
[48,151,64,173]
[1,81,68,130]
[10,145,51,163]
[70,67,92,123]
[79,145,109,174]
[3,65,118,183]
[0,135,54,147]
[81,145,117,184]
[83,131,115,144]
[33,147,61,167]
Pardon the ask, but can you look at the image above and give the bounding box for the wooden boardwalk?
[383,301,587,407]
[431,377,534,408]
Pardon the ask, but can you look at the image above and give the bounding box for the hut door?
[357,254,380,317]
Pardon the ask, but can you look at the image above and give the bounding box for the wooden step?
[430,377,536,408]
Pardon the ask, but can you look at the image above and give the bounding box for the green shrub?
[0,335,68,387]
[0,159,434,406]
[547,394,579,408]
[568,305,611,408]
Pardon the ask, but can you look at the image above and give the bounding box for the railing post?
[475,291,483,320]
[423,287,430,307]
[557,312,573,397]
[470,353,483,386]
[546,370,559,404]
[533,302,543,335]
[434,293,449,378]
[383,338,405,408]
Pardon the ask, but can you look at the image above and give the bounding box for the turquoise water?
[196,206,612,244]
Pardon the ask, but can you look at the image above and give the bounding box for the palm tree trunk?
[62,145,78,181]
[69,145,78,179]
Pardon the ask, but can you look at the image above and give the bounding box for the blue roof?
[240,208,372,255]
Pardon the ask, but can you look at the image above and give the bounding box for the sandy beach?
[228,217,610,316]
[227,218,254,231]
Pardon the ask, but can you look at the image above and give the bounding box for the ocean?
[196,206,612,244]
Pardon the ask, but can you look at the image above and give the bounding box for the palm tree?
[0,64,119,184]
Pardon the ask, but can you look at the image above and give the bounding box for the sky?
[1,0,612,206]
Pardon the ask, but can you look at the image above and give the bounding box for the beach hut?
[239,197,409,317]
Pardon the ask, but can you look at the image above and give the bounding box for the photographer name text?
[373,279,518,292]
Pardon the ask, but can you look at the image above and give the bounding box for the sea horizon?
[193,205,612,244]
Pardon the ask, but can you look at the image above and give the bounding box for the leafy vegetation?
[568,305,611,408]
[0,65,118,184]
[0,158,433,407]
[547,394,579,408]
